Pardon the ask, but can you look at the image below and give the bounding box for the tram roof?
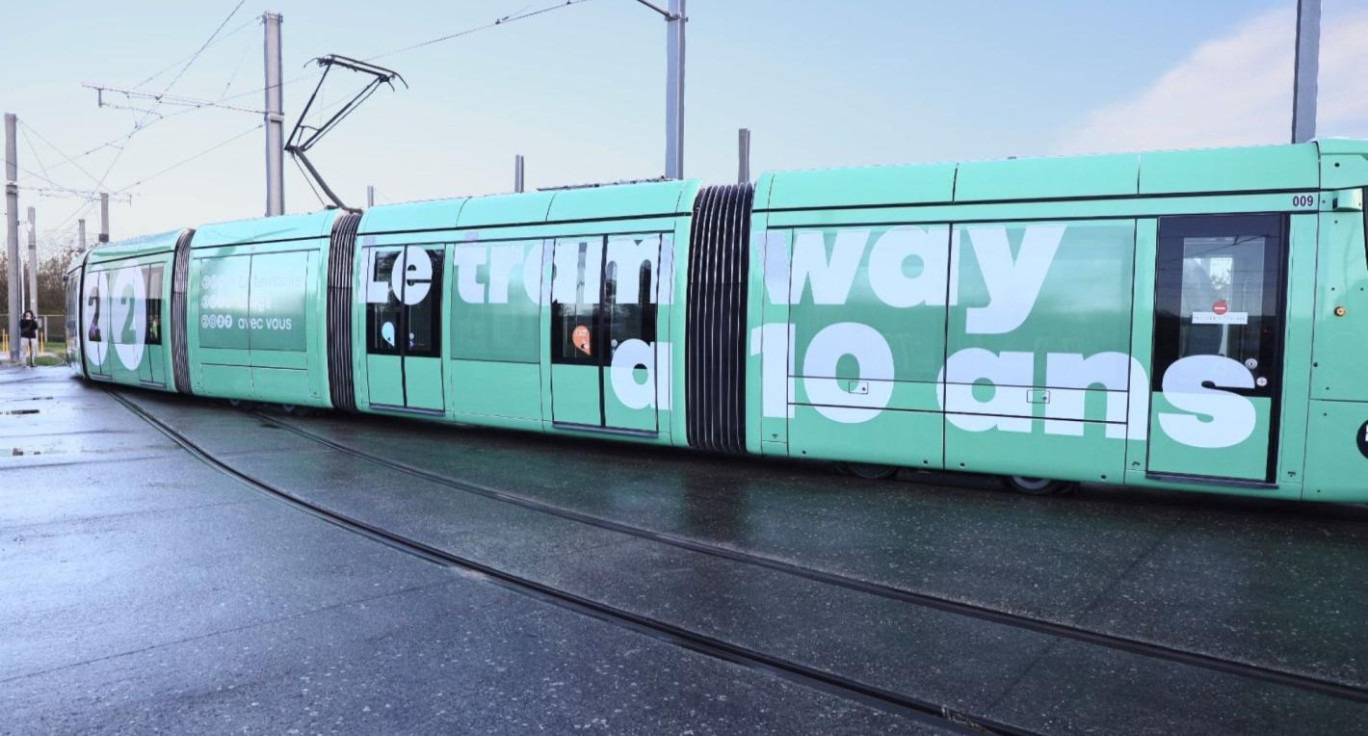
[760,139,1368,211]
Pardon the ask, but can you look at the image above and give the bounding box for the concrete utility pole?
[263,12,285,216]
[631,1,686,178]
[366,185,375,208]
[1292,0,1321,143]
[514,155,525,193]
[26,207,36,316]
[737,128,751,184]
[5,113,19,363]
[99,192,109,243]
[78,219,86,251]
[664,0,686,179]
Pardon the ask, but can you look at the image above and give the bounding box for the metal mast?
[1292,0,1320,143]
[5,113,19,362]
[263,12,285,215]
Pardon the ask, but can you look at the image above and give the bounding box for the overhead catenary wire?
[365,0,595,62]
[111,123,264,195]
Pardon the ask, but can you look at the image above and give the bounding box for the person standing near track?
[19,310,38,367]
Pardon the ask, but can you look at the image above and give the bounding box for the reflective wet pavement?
[5,367,1368,734]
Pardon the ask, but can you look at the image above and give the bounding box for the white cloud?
[1056,5,1368,154]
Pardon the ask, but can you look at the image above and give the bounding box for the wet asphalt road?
[4,367,1368,733]
[0,369,936,735]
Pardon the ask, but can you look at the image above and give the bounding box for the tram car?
[66,140,1368,501]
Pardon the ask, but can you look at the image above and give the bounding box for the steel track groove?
[106,389,1029,736]
[246,406,1368,707]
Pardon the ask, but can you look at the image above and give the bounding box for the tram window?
[405,249,444,358]
[606,260,657,357]
[550,250,599,367]
[1154,215,1285,387]
[86,279,102,343]
[145,265,164,345]
[366,250,402,355]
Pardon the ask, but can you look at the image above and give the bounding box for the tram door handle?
[1027,389,1051,405]
[844,379,870,396]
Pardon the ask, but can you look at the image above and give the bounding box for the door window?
[366,250,403,355]
[1154,215,1285,389]
[404,248,443,357]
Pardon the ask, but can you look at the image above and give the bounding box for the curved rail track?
[107,388,1368,733]
[106,388,1027,736]
[245,407,1368,707]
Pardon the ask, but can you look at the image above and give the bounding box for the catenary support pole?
[664,0,686,179]
[99,192,109,243]
[515,155,525,193]
[5,113,20,362]
[26,207,36,316]
[366,185,375,208]
[263,12,285,216]
[78,219,86,251]
[1292,0,1320,143]
[738,128,750,184]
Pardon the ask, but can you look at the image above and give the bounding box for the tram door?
[549,235,660,432]
[1147,214,1287,482]
[365,245,446,412]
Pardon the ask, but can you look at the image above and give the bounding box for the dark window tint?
[605,258,657,364]
[550,241,601,366]
[145,265,164,345]
[405,248,443,358]
[366,250,402,355]
[1154,214,1286,392]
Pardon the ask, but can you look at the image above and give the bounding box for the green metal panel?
[247,250,310,353]
[1278,215,1318,490]
[192,210,338,248]
[743,174,775,453]
[766,164,956,210]
[603,365,656,431]
[948,221,1134,361]
[85,229,181,265]
[1139,144,1319,195]
[790,406,942,468]
[252,367,310,404]
[947,418,1126,483]
[457,192,554,229]
[404,357,445,411]
[551,363,600,425]
[1147,395,1273,481]
[367,354,404,407]
[197,255,252,350]
[200,363,253,397]
[757,229,791,453]
[1310,212,1368,401]
[765,192,1320,230]
[450,360,542,420]
[358,198,466,235]
[545,180,692,221]
[1124,220,1158,484]
[1302,400,1368,501]
[955,154,1138,202]
[450,239,543,363]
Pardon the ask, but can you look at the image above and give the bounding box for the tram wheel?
[838,462,899,480]
[1003,476,1074,495]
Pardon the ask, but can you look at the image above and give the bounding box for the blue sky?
[4,0,1368,246]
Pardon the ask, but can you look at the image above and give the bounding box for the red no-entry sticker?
[1212,300,1229,316]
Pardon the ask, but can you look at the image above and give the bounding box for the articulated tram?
[67,140,1368,501]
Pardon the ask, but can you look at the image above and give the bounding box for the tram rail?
[242,404,1368,707]
[105,387,1028,736]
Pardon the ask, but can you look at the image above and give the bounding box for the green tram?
[66,140,1368,501]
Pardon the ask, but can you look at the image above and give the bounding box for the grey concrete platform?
[0,369,938,735]
[6,367,1368,734]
